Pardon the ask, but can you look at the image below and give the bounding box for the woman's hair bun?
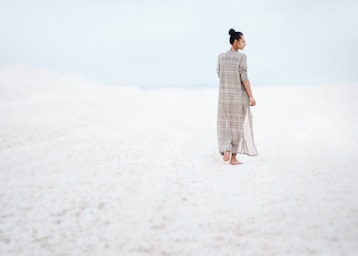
[228,28,236,36]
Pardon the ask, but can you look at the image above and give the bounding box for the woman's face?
[235,36,246,50]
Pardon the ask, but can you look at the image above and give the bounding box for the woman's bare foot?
[230,154,242,165]
[223,151,230,161]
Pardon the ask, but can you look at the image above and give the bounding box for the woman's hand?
[249,97,256,106]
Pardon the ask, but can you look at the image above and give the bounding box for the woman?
[217,28,258,165]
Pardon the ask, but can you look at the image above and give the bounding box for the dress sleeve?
[239,54,249,82]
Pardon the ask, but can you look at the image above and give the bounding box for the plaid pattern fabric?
[217,51,258,156]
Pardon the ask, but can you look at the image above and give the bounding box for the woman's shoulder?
[236,52,247,61]
[218,52,227,58]
[237,51,247,57]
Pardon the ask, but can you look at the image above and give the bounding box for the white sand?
[1,65,358,256]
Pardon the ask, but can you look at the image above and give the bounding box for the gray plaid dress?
[217,51,258,156]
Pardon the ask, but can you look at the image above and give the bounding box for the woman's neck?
[230,46,239,51]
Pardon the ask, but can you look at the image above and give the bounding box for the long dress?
[217,50,258,156]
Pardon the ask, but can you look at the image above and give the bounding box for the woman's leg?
[230,153,242,165]
[223,150,231,161]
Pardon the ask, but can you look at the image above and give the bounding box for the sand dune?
[0,65,357,255]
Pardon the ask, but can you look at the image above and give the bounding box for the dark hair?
[229,28,243,45]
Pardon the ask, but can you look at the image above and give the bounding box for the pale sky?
[1,0,357,87]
